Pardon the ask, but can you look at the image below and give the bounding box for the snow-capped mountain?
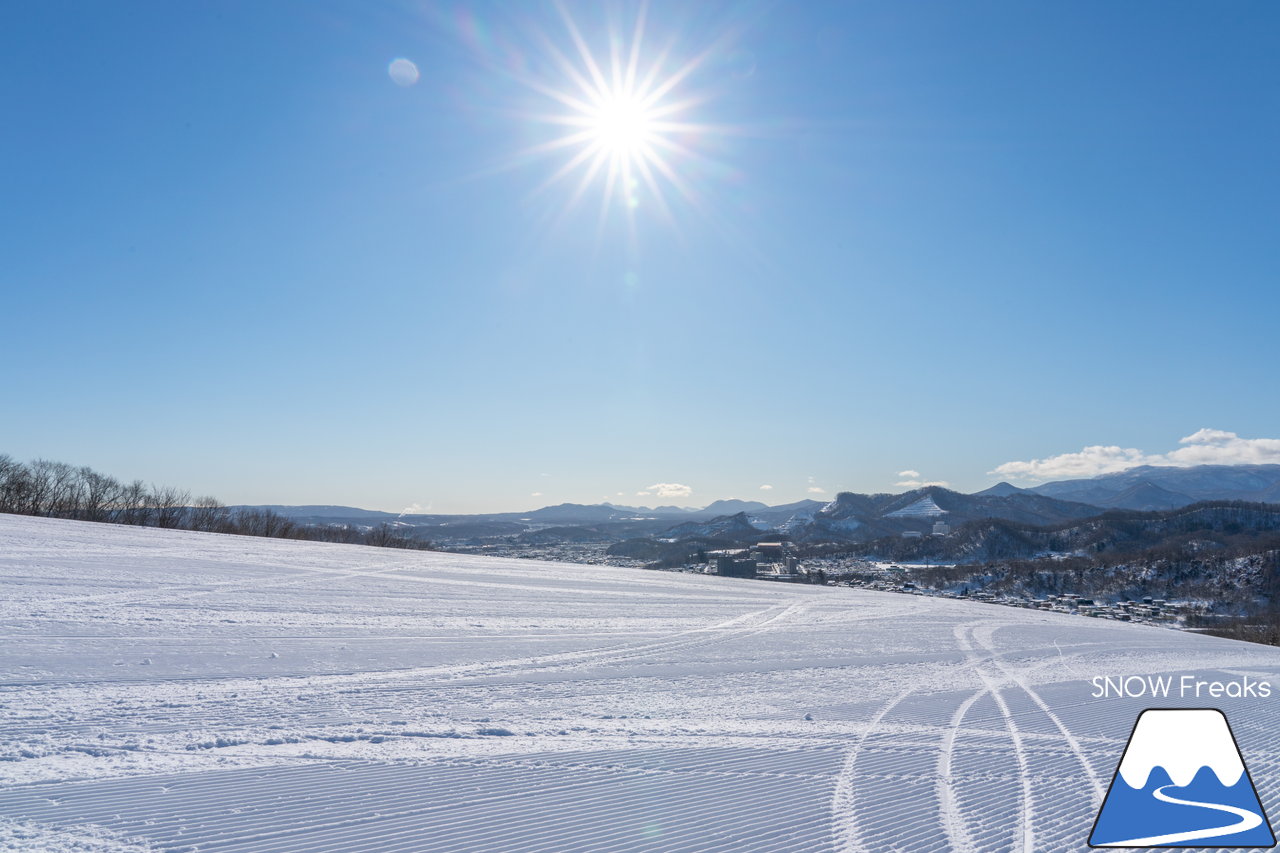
[1028,464,1280,510]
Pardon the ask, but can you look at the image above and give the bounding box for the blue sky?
[3,1,1278,513]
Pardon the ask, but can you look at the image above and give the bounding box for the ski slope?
[1,514,1278,852]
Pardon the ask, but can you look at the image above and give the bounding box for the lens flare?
[388,57,420,87]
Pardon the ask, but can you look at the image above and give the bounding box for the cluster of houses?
[705,542,804,581]
[693,543,1195,629]
[1019,594,1190,622]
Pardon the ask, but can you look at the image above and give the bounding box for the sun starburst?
[514,2,730,229]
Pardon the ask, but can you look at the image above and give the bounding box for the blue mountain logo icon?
[1090,708,1275,848]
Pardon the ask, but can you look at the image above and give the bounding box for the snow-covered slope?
[884,494,947,518]
[2,515,1279,852]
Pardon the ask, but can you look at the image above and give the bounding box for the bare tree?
[22,459,58,516]
[1,453,434,554]
[46,461,84,519]
[118,480,151,525]
[232,508,296,539]
[79,467,122,522]
[149,485,191,529]
[0,455,30,514]
[187,496,230,533]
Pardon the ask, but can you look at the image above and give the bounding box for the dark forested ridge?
[844,501,1280,563]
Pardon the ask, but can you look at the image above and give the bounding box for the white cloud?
[896,478,950,489]
[530,492,543,497]
[398,502,429,517]
[807,486,827,494]
[1165,429,1280,466]
[991,445,1154,482]
[893,470,949,489]
[991,429,1280,483]
[644,482,693,498]
[759,484,774,491]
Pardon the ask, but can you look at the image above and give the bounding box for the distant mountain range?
[232,464,1280,547]
[981,464,1280,511]
[785,487,1101,543]
[231,498,826,529]
[635,484,1101,546]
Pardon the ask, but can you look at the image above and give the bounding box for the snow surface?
[2,514,1279,852]
[885,496,947,518]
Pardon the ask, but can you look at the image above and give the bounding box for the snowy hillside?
[2,515,1279,852]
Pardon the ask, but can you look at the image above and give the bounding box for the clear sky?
[4,1,1279,513]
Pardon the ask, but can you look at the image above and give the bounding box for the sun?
[510,3,731,227]
[588,91,656,157]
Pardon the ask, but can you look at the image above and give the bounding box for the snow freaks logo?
[1091,675,1272,700]
[1089,709,1276,848]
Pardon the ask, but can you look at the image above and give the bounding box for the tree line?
[0,454,432,550]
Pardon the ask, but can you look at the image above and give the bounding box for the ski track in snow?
[960,624,1036,852]
[2,515,1280,852]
